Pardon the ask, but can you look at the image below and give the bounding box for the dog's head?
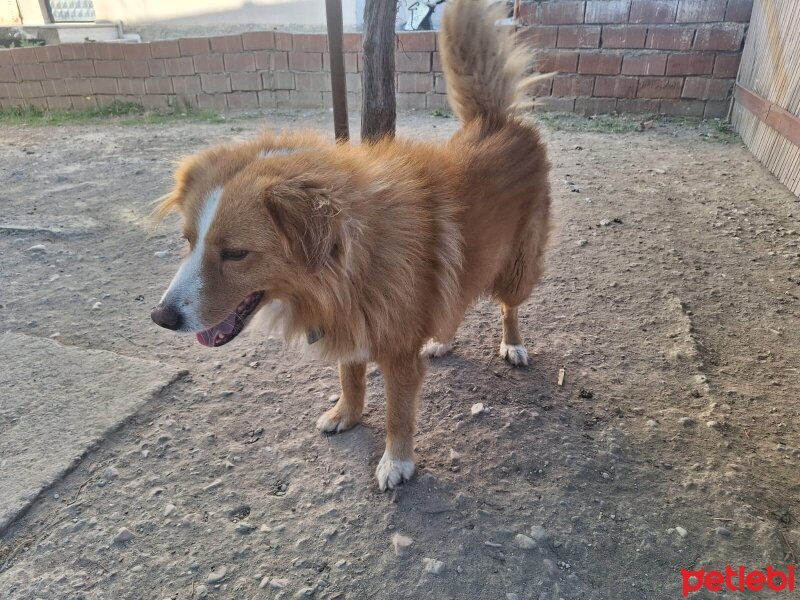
[151,140,343,347]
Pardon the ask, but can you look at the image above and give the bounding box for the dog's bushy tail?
[439,0,547,124]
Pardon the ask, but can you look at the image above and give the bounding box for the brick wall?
[0,0,752,117]
[518,0,752,117]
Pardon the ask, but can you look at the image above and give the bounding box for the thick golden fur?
[154,0,551,490]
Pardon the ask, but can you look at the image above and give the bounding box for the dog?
[151,0,551,491]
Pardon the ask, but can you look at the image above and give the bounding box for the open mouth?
[196,291,264,348]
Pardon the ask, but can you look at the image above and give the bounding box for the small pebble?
[153,250,169,258]
[507,595,520,600]
[27,244,47,253]
[449,449,461,465]
[206,567,227,584]
[92,302,102,310]
[577,239,588,247]
[236,521,256,534]
[113,527,134,544]
[675,526,688,538]
[392,533,413,557]
[706,420,721,429]
[529,525,549,543]
[270,578,289,589]
[716,527,731,537]
[423,558,445,575]
[295,587,314,597]
[515,534,536,550]
[679,417,696,427]
[471,403,485,416]
[163,503,176,517]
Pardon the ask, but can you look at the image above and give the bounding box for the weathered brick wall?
[0,0,752,117]
[519,0,752,117]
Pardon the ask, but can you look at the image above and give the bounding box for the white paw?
[500,342,529,367]
[421,340,452,358]
[316,407,358,433]
[375,451,416,491]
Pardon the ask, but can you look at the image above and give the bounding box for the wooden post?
[361,0,398,142]
[325,0,350,141]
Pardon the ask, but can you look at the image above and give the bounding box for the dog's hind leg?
[375,353,424,491]
[498,304,529,367]
[316,361,367,433]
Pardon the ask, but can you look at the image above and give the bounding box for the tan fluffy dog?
[151,0,551,491]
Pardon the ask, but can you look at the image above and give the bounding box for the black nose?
[151,304,183,331]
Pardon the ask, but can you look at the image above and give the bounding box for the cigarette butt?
[557,368,565,386]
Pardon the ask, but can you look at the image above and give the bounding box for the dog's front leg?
[375,353,424,491]
[316,361,367,433]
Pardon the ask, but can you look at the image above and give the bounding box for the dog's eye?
[221,249,249,261]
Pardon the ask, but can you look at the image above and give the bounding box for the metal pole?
[325,0,350,141]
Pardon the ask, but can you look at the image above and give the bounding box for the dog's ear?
[263,177,342,272]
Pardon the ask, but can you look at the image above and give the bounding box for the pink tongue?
[196,312,238,347]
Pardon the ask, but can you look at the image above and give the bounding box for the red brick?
[294,71,331,92]
[519,26,559,48]
[693,24,744,51]
[223,53,256,72]
[0,51,13,66]
[164,56,195,76]
[396,31,436,51]
[682,76,732,99]
[145,77,174,94]
[646,26,695,50]
[172,75,202,94]
[193,55,224,73]
[665,52,714,75]
[704,100,729,118]
[534,50,579,73]
[552,74,595,96]
[660,98,704,115]
[539,1,585,25]
[34,45,61,62]
[210,35,243,54]
[139,95,170,110]
[347,72,362,93]
[396,92,427,109]
[585,0,630,23]
[117,78,146,95]
[95,94,120,108]
[676,0,726,23]
[200,73,231,93]
[149,40,180,59]
[527,76,553,96]
[47,96,73,110]
[0,66,16,82]
[230,72,263,91]
[593,75,638,97]
[323,52,357,73]
[629,0,677,23]
[10,47,38,64]
[431,52,441,71]
[72,95,97,109]
[41,79,67,96]
[59,44,89,60]
[121,60,149,78]
[343,33,362,52]
[262,71,295,90]
[18,80,44,97]
[121,44,151,60]
[518,1,539,26]
[427,94,449,110]
[148,59,166,77]
[227,91,260,109]
[558,26,601,48]
[293,33,328,52]
[179,37,211,56]
[637,76,683,97]
[17,63,45,80]
[397,72,434,93]
[534,96,576,112]
[41,62,67,79]
[289,52,323,72]
[622,53,667,75]
[725,0,753,22]
[601,25,647,48]
[241,31,275,51]
[65,60,95,78]
[86,43,124,60]
[93,60,123,77]
[395,52,431,72]
[575,97,617,114]
[578,52,622,74]
[255,51,289,71]
[713,54,740,78]
[616,98,660,112]
[275,32,293,51]
[90,78,118,94]
[64,78,92,95]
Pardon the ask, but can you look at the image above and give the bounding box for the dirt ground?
[0,109,798,600]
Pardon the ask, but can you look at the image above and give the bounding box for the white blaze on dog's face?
[151,149,343,348]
